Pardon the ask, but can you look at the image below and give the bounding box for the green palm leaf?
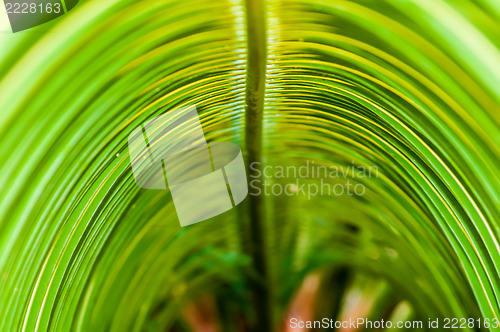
[0,0,499,331]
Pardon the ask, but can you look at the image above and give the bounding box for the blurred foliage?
[0,0,499,331]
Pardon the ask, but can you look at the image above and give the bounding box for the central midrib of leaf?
[244,0,271,330]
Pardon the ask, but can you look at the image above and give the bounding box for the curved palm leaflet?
[0,0,499,331]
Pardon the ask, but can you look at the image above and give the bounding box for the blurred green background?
[0,0,499,331]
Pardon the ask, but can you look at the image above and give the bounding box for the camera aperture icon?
[128,105,248,227]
